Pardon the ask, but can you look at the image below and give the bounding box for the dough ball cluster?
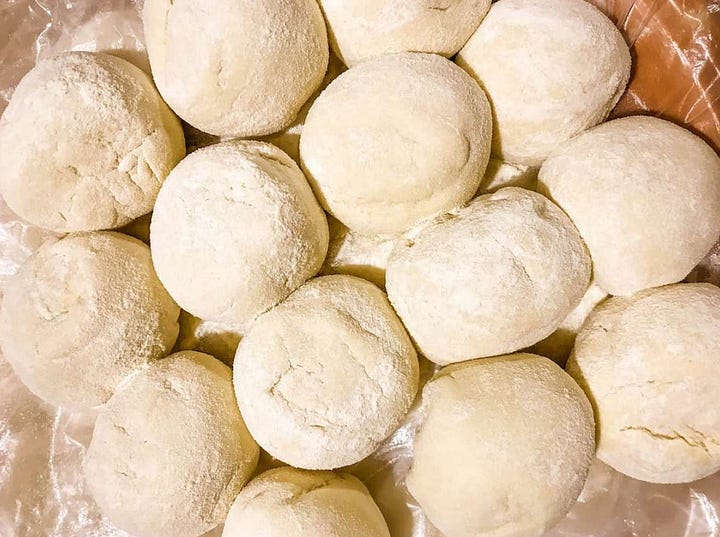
[143,0,329,137]
[150,140,328,329]
[386,187,591,364]
[223,467,391,537]
[233,275,419,469]
[407,354,595,537]
[0,51,185,232]
[0,232,179,409]
[567,283,720,484]
[84,351,260,537]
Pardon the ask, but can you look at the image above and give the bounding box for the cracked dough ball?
[233,275,419,469]
[319,0,491,67]
[150,140,328,329]
[0,232,179,409]
[408,354,594,537]
[143,0,328,137]
[386,188,591,364]
[0,51,185,232]
[456,0,630,166]
[567,283,720,484]
[223,467,391,537]
[539,116,720,296]
[300,52,492,235]
[84,351,260,537]
[174,311,242,366]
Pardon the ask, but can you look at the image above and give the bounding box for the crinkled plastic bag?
[1,1,720,536]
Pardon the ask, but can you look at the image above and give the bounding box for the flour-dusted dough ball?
[407,354,595,537]
[477,158,538,194]
[319,0,491,67]
[175,311,242,366]
[84,352,259,537]
[223,467,391,537]
[0,232,179,409]
[457,0,630,166]
[539,116,720,296]
[234,275,419,469]
[143,0,328,137]
[0,51,185,232]
[301,52,492,235]
[386,188,591,364]
[151,140,328,329]
[567,283,720,484]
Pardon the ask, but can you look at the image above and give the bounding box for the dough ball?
[319,0,491,67]
[84,351,260,537]
[0,51,185,232]
[0,232,179,409]
[320,217,398,288]
[386,188,591,364]
[407,354,595,537]
[567,283,720,484]
[150,140,328,329]
[223,467,391,537]
[539,116,720,296]
[143,0,328,137]
[300,52,492,234]
[456,0,630,166]
[234,275,419,469]
[174,311,242,366]
[477,158,538,194]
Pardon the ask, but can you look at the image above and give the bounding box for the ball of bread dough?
[223,467,391,537]
[456,0,630,166]
[84,351,259,537]
[234,275,419,469]
[150,140,328,329]
[319,0,491,67]
[0,232,179,409]
[174,311,242,366]
[539,116,720,296]
[407,354,595,537]
[143,0,328,137]
[567,283,720,484]
[300,52,492,235]
[386,187,591,364]
[0,51,185,232]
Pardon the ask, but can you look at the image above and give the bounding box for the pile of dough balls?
[2,0,719,537]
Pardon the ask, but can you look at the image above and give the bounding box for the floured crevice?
[620,425,719,455]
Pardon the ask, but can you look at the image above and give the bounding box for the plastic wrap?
[1,1,720,536]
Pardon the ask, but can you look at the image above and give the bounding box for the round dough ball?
[456,0,630,166]
[174,311,242,366]
[300,52,492,235]
[150,140,329,329]
[539,116,720,296]
[0,51,185,232]
[0,232,179,409]
[234,275,419,469]
[319,0,491,67]
[143,0,328,137]
[84,351,259,537]
[223,467,391,537]
[567,283,720,484]
[407,354,595,537]
[386,187,591,364]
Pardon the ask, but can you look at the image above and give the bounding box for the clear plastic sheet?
[1,1,720,536]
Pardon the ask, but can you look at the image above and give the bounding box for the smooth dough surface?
[539,116,720,296]
[0,232,179,409]
[174,311,242,366]
[407,354,595,537]
[386,188,591,364]
[150,140,328,329]
[456,0,630,166]
[0,51,185,232]
[300,52,492,234]
[223,467,391,537]
[319,0,491,66]
[233,275,419,469]
[84,351,260,537]
[143,0,328,137]
[567,283,720,484]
